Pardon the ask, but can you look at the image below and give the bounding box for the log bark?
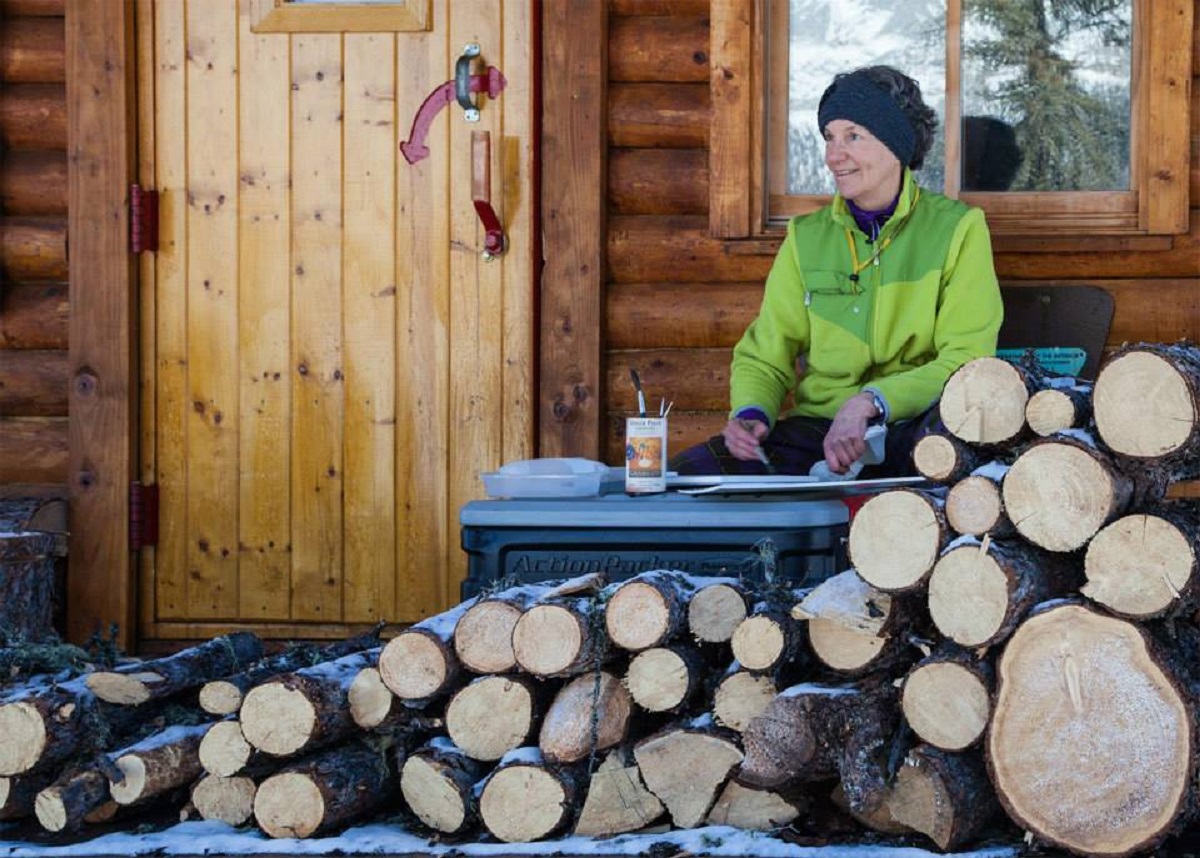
[945,467,1015,538]
[794,570,915,676]
[886,745,1000,852]
[109,722,210,806]
[610,0,709,14]
[687,579,751,644]
[705,780,807,831]
[478,749,582,842]
[941,356,1038,446]
[1026,383,1092,436]
[0,216,67,280]
[0,770,55,820]
[0,531,58,643]
[625,644,706,713]
[0,150,67,215]
[399,739,484,836]
[538,671,632,765]
[711,669,777,733]
[633,723,744,828]
[445,674,539,762]
[0,282,68,350]
[1094,342,1200,480]
[849,489,949,592]
[1081,502,1200,620]
[608,83,708,148]
[512,596,607,678]
[608,15,709,83]
[606,570,701,652]
[198,719,254,778]
[86,632,263,705]
[901,651,993,752]
[0,83,66,149]
[739,682,898,815]
[452,574,603,674]
[988,602,1198,857]
[573,747,665,837]
[191,774,257,826]
[378,600,472,701]
[1002,434,1136,552]
[911,432,988,484]
[0,17,64,82]
[252,741,395,839]
[240,649,383,758]
[928,536,1079,649]
[199,630,380,716]
[33,765,109,832]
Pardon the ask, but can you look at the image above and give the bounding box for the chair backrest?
[997,284,1114,380]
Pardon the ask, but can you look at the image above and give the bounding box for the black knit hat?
[817,70,918,167]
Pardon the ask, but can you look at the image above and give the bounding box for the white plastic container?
[481,458,612,499]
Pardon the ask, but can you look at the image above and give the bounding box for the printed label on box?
[626,417,667,493]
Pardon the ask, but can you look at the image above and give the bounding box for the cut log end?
[0,701,47,776]
[901,662,989,751]
[348,667,393,729]
[109,756,147,805]
[705,781,803,831]
[912,434,960,482]
[479,765,569,842]
[199,719,253,778]
[198,681,243,716]
[625,648,690,712]
[730,615,786,672]
[1003,442,1123,552]
[712,672,777,733]
[539,672,632,764]
[240,684,317,757]
[941,357,1030,445]
[1094,351,1196,458]
[400,754,471,834]
[512,605,585,677]
[606,581,672,651]
[850,490,943,591]
[379,632,450,700]
[927,546,1010,648]
[84,671,156,705]
[687,583,747,643]
[807,618,887,674]
[634,730,743,829]
[192,775,256,826]
[446,676,535,761]
[254,772,326,839]
[1082,514,1196,618]
[574,753,664,837]
[1026,388,1078,437]
[33,790,67,833]
[945,475,1004,537]
[989,604,1192,856]
[453,601,522,674]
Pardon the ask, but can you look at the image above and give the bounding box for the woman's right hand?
[722,418,769,461]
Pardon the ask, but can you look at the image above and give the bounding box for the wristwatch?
[866,391,886,423]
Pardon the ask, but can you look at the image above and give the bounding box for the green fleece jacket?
[731,169,1003,424]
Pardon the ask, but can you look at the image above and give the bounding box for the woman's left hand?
[823,393,878,473]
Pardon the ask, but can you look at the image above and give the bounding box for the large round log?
[0,150,67,215]
[1081,503,1200,620]
[608,83,708,148]
[901,651,993,752]
[0,17,64,82]
[0,84,66,149]
[445,674,538,762]
[849,489,949,592]
[1094,343,1200,481]
[945,466,1015,538]
[0,217,67,280]
[573,747,665,837]
[686,578,750,644]
[512,597,607,678]
[538,671,632,765]
[0,282,68,349]
[86,632,263,705]
[478,750,581,842]
[109,723,210,806]
[400,739,485,836]
[253,741,395,839]
[929,537,1079,648]
[634,725,744,829]
[988,603,1197,857]
[940,357,1038,446]
[606,570,700,652]
[378,601,471,702]
[191,774,256,826]
[609,15,708,83]
[1002,434,1135,552]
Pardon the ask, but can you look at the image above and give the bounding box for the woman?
[673,65,1003,478]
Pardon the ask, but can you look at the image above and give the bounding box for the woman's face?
[823,119,903,210]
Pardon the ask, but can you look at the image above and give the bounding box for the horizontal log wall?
[0,0,67,485]
[602,1,1200,464]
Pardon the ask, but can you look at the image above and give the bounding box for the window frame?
[709,0,1193,239]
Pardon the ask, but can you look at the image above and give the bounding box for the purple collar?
[846,195,899,240]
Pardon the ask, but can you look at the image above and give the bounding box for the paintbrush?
[630,368,647,417]
[754,446,777,475]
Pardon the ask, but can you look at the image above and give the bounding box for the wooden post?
[66,0,137,647]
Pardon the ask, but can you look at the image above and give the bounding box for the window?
[710,0,1192,238]
[250,0,430,33]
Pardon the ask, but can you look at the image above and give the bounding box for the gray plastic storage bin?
[459,492,849,599]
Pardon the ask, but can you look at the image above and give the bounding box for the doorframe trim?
[66,0,139,648]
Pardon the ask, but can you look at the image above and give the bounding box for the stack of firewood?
[0,341,1195,857]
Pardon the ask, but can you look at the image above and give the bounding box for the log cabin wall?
[596,0,1200,467]
[0,0,69,487]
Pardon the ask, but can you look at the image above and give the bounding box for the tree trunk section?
[346,665,394,730]
[731,608,806,674]
[941,357,1038,446]
[706,780,806,831]
[445,674,538,762]
[634,725,743,829]
[849,489,949,592]
[378,601,471,702]
[191,774,257,827]
[945,469,1015,538]
[687,579,750,644]
[109,722,210,806]
[929,537,1079,649]
[1026,384,1092,436]
[1082,503,1200,620]
[901,651,993,752]
[198,719,254,778]
[712,669,777,733]
[625,645,706,713]
[539,671,632,764]
[1094,343,1200,480]
[574,747,665,837]
[988,602,1197,856]
[85,632,263,705]
[912,432,987,484]
[399,739,484,836]
[1003,435,1136,552]
[886,745,1000,852]
[512,597,607,678]
[253,741,395,839]
[606,570,700,652]
[478,750,581,842]
[34,766,109,833]
[0,770,55,821]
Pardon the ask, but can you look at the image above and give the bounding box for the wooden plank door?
[136,0,533,641]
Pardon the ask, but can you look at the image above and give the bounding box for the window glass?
[961,0,1132,192]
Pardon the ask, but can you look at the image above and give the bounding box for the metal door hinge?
[129,482,160,549]
[130,185,159,253]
